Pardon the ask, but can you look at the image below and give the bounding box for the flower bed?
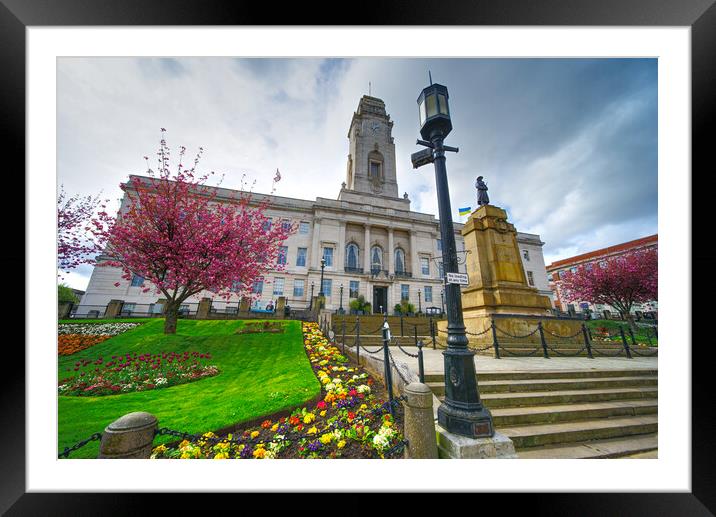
[58,334,112,356]
[150,322,405,459]
[58,351,219,396]
[58,322,143,356]
[236,321,285,334]
[58,322,142,336]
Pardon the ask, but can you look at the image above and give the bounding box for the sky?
[57,57,657,290]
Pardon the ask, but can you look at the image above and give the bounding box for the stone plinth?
[99,412,158,459]
[104,299,124,319]
[196,297,212,319]
[437,205,583,346]
[461,205,552,317]
[436,425,517,459]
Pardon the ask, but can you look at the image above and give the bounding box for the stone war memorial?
[438,203,584,347]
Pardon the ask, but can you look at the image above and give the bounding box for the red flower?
[316,401,327,410]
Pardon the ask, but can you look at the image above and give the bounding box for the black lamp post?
[318,257,326,297]
[418,288,422,314]
[309,281,315,309]
[339,283,344,313]
[440,288,445,315]
[412,79,494,439]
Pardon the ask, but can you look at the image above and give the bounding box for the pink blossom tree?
[92,130,293,334]
[57,186,106,277]
[559,247,658,329]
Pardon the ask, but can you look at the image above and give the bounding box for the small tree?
[58,283,79,304]
[349,295,371,315]
[92,130,293,334]
[57,185,106,276]
[559,248,657,331]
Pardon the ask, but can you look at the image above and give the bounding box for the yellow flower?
[321,377,330,385]
[319,410,327,417]
[253,448,266,459]
[319,433,332,445]
[337,440,346,449]
[271,423,279,432]
[360,404,368,410]
[213,452,229,459]
[384,421,392,428]
[251,431,260,439]
[307,426,318,435]
[303,413,316,424]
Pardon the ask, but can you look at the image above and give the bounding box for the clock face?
[370,121,380,134]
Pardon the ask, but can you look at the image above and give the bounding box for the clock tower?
[344,96,399,198]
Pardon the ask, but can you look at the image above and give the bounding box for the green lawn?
[58,319,320,458]
[586,319,658,346]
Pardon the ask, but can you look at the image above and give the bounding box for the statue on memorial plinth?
[475,176,490,206]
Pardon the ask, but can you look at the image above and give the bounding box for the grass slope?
[58,319,320,458]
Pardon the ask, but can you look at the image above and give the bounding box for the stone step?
[477,376,657,394]
[516,433,658,459]
[461,387,658,408]
[490,399,658,426]
[498,415,658,448]
[424,368,658,383]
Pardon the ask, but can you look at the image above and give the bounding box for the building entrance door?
[373,286,388,314]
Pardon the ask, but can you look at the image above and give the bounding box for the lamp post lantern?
[440,288,445,316]
[412,80,494,439]
[339,283,344,313]
[418,289,422,314]
[309,281,315,310]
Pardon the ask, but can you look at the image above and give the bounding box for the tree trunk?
[164,304,178,334]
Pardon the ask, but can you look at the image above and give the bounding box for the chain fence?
[58,432,103,459]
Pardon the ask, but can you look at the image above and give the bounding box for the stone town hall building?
[79,96,552,315]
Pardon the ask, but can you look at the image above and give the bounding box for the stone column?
[388,228,395,275]
[239,296,250,314]
[276,296,286,319]
[409,230,419,279]
[311,217,322,269]
[98,412,158,459]
[337,221,346,272]
[104,299,124,319]
[363,224,371,272]
[403,383,438,459]
[196,297,212,319]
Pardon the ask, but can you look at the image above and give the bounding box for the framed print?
[4,0,714,513]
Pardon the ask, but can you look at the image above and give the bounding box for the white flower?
[372,434,390,449]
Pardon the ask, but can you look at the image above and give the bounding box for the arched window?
[394,248,405,273]
[371,246,383,271]
[345,243,359,269]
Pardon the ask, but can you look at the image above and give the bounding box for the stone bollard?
[98,412,158,459]
[196,297,212,319]
[403,382,438,459]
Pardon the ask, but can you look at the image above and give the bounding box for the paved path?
[386,347,658,375]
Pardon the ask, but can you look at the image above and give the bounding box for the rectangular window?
[421,257,430,276]
[273,277,284,296]
[527,271,535,286]
[323,247,334,267]
[558,271,565,279]
[299,221,310,234]
[296,247,307,267]
[349,280,359,298]
[438,262,444,279]
[523,249,530,261]
[321,279,332,297]
[231,279,242,292]
[277,246,288,265]
[262,219,272,232]
[293,279,305,297]
[122,302,136,313]
[437,239,442,252]
[424,286,433,303]
[252,278,264,294]
[130,274,144,287]
[369,161,381,178]
[586,263,593,272]
[401,284,409,301]
[281,219,292,231]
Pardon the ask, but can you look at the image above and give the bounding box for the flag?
[458,207,471,216]
[274,168,281,182]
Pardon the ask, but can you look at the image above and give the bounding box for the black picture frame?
[4,0,713,513]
